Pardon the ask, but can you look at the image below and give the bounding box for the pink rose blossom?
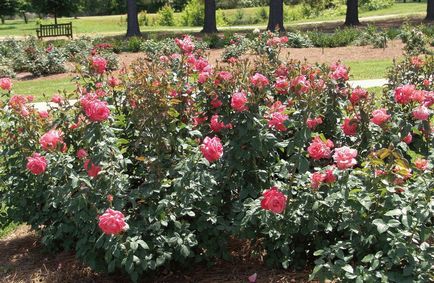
[248,273,257,283]
[394,84,415,105]
[412,105,430,121]
[0,77,12,91]
[307,117,323,130]
[307,136,334,160]
[414,158,428,171]
[217,71,233,82]
[342,118,358,136]
[411,90,426,103]
[290,75,310,95]
[330,63,349,81]
[175,35,195,54]
[200,136,223,163]
[84,159,101,178]
[266,102,288,131]
[231,91,248,112]
[38,110,49,119]
[84,99,110,122]
[210,115,232,132]
[8,95,27,108]
[77,149,88,160]
[210,96,222,108]
[98,208,127,235]
[91,56,107,74]
[333,146,358,170]
[311,172,325,189]
[108,76,120,87]
[274,77,289,94]
[261,186,287,214]
[198,72,211,84]
[39,129,64,151]
[227,57,238,64]
[371,108,391,126]
[26,153,47,175]
[323,169,336,183]
[350,87,368,105]
[250,73,269,88]
[402,133,412,144]
[275,65,288,77]
[51,95,63,104]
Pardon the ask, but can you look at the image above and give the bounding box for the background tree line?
[0,0,432,36]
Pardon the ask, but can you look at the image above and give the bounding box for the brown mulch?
[118,39,406,68]
[12,37,409,84]
[0,225,314,283]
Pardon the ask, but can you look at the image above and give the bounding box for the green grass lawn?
[347,58,395,80]
[12,76,77,102]
[11,58,394,102]
[0,2,427,37]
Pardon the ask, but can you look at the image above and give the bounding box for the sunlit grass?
[0,2,427,37]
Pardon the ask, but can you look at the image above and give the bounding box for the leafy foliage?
[0,33,433,282]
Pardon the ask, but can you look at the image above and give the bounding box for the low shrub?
[361,0,394,11]
[0,32,433,283]
[157,4,176,26]
[181,0,203,26]
[307,28,360,48]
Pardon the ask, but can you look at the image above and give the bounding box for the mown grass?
[347,58,395,80]
[11,59,393,102]
[0,2,427,37]
[12,76,77,102]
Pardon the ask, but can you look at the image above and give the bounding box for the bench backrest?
[36,23,73,38]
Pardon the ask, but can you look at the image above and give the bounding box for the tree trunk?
[426,0,434,21]
[126,0,141,37]
[23,12,28,24]
[201,0,218,33]
[344,0,360,26]
[54,13,58,25]
[267,0,285,32]
[0,16,4,24]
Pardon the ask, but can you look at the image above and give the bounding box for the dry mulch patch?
[0,225,313,283]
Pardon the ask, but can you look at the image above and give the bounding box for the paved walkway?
[348,79,388,88]
[31,79,388,110]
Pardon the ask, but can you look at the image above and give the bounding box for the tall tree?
[344,0,360,26]
[427,0,434,21]
[126,0,141,37]
[0,0,19,24]
[201,0,217,33]
[267,0,285,32]
[31,0,80,24]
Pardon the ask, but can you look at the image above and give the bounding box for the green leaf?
[372,219,388,234]
[137,240,149,250]
[130,241,138,252]
[384,209,402,216]
[313,249,324,256]
[361,254,373,263]
[180,245,190,257]
[342,264,354,274]
[359,196,372,210]
[387,219,401,228]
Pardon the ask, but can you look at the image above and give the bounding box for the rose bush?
[0,34,433,282]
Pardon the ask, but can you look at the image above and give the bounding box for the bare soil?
[118,39,406,67]
[0,225,313,283]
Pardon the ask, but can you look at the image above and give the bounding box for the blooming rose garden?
[0,31,433,282]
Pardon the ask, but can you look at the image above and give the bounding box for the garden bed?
[0,225,312,283]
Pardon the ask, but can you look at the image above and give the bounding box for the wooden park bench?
[36,23,73,39]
